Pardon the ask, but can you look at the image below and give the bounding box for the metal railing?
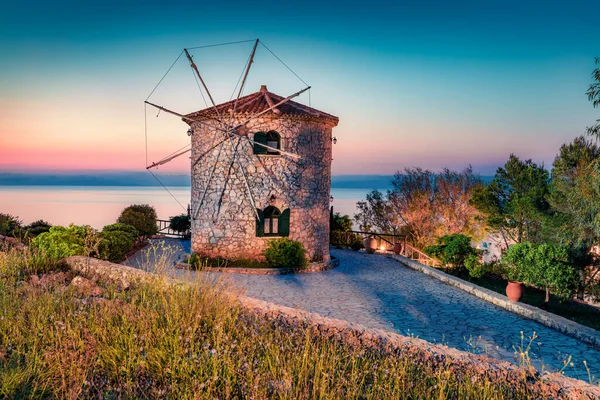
[331,230,440,267]
[156,219,190,238]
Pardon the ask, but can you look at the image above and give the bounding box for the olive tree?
[505,242,579,304]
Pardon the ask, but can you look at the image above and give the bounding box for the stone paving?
[126,240,600,382]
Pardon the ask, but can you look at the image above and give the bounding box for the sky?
[0,0,598,175]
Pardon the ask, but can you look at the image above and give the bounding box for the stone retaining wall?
[390,254,600,349]
[62,256,600,399]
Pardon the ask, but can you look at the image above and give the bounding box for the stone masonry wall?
[189,114,335,262]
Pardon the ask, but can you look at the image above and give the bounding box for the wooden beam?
[184,49,221,120]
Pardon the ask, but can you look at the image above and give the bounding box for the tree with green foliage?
[263,238,308,269]
[548,136,600,298]
[586,57,600,138]
[117,204,158,238]
[102,223,139,238]
[169,214,191,234]
[471,154,550,247]
[505,242,579,304]
[331,212,353,232]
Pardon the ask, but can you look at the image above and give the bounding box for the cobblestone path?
[127,242,600,382]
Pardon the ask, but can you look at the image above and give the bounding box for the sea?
[0,186,376,229]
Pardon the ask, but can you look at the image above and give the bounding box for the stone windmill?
[145,39,339,262]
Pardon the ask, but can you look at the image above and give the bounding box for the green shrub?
[117,204,158,238]
[186,254,269,270]
[102,223,139,239]
[32,225,93,260]
[169,214,190,234]
[330,230,347,247]
[263,238,308,269]
[23,220,52,239]
[98,230,135,262]
[505,242,579,302]
[464,254,485,278]
[350,235,363,251]
[425,234,480,270]
[0,213,22,237]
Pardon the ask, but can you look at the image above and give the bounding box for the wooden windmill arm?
[146,148,191,169]
[144,101,225,131]
[244,137,301,159]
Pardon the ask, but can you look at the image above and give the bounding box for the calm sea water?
[0,186,370,229]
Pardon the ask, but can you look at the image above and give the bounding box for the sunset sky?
[1,0,598,175]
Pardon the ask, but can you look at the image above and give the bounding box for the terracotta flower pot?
[364,236,377,254]
[393,242,403,255]
[506,281,524,302]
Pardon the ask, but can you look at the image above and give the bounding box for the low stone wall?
[61,256,600,399]
[176,256,340,275]
[390,254,600,350]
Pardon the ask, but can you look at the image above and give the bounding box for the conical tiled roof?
[184,85,338,125]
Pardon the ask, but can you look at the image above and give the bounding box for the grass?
[442,268,600,331]
[0,247,542,399]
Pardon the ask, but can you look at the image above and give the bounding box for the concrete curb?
[390,254,600,350]
[175,255,340,275]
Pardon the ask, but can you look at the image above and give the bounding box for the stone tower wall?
[189,115,334,262]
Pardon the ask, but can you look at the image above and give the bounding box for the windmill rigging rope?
[259,41,309,87]
[145,50,184,101]
[147,169,187,212]
[186,39,256,50]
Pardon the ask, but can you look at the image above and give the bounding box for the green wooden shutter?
[253,132,267,154]
[279,208,290,236]
[255,209,264,237]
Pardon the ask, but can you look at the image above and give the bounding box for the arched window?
[253,131,281,155]
[256,207,290,237]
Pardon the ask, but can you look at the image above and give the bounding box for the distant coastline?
[0,172,396,189]
[0,172,492,189]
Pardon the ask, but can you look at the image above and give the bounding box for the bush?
[23,220,52,239]
[350,235,363,251]
[464,254,485,278]
[117,204,158,238]
[98,230,135,262]
[169,214,190,234]
[425,234,480,270]
[0,213,22,237]
[185,253,269,270]
[32,225,94,260]
[102,223,139,239]
[505,242,579,302]
[263,238,308,269]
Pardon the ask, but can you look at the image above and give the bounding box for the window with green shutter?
[263,206,280,236]
[256,206,290,237]
[255,209,264,237]
[278,208,290,236]
[253,132,268,154]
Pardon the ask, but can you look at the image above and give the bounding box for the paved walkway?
[126,240,600,382]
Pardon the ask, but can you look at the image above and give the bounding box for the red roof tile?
[184,85,339,125]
